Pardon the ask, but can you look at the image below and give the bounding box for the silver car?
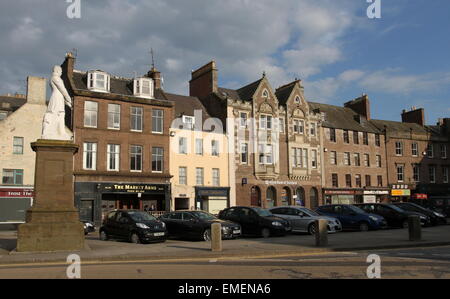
[269,206,342,235]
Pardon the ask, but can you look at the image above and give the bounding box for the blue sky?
[0,0,449,124]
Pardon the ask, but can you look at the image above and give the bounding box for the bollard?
[408,215,422,241]
[314,219,328,247]
[211,223,222,252]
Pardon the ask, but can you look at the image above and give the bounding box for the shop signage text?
[0,189,34,198]
[101,184,165,193]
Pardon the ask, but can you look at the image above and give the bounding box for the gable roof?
[308,102,381,133]
[236,78,263,101]
[275,81,298,105]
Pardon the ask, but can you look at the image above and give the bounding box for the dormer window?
[182,115,195,130]
[134,78,154,99]
[87,71,110,93]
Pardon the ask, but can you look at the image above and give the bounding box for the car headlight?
[419,216,427,220]
[161,222,166,228]
[369,216,378,221]
[434,212,445,217]
[136,223,150,229]
[272,221,283,227]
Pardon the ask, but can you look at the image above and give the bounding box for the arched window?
[295,187,305,206]
[281,187,291,206]
[251,186,261,207]
[266,186,276,208]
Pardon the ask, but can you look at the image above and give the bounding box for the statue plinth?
[17,139,85,252]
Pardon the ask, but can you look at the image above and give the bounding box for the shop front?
[363,189,390,203]
[323,189,363,205]
[0,187,34,223]
[75,182,170,225]
[390,184,411,202]
[195,187,230,215]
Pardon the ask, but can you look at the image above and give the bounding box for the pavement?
[1,225,450,265]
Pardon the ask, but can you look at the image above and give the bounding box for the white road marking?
[209,259,217,263]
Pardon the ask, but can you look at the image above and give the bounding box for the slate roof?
[70,70,170,106]
[236,78,263,101]
[164,93,210,118]
[0,95,27,113]
[275,81,297,105]
[217,87,241,101]
[370,119,442,136]
[308,102,381,133]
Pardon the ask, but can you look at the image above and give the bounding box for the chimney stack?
[344,94,371,120]
[189,61,218,99]
[401,107,425,126]
[26,76,47,105]
[147,67,162,90]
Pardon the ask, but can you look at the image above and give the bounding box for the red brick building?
[371,108,450,202]
[310,96,389,204]
[61,53,174,224]
[189,61,323,209]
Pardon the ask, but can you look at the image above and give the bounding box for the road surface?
[0,246,449,279]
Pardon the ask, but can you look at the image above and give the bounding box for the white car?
[269,206,342,235]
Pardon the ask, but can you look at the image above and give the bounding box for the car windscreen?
[300,208,319,216]
[387,204,405,212]
[252,207,273,217]
[128,211,157,222]
[191,211,217,221]
[347,205,366,214]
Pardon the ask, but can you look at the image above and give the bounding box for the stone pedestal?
[17,140,84,252]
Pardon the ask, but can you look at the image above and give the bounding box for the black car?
[99,210,167,244]
[354,203,430,228]
[160,210,241,241]
[218,206,291,238]
[392,202,447,226]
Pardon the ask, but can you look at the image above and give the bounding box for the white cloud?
[9,17,43,45]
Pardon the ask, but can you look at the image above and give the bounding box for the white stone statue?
[41,65,73,140]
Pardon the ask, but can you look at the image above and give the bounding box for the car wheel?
[359,222,369,232]
[261,228,271,238]
[402,220,409,229]
[308,223,316,235]
[203,229,211,241]
[130,232,141,244]
[99,230,109,241]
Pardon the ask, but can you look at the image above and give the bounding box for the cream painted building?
[166,93,231,214]
[0,77,47,223]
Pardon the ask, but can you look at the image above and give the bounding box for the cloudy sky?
[1,0,449,123]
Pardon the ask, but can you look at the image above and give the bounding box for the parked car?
[83,221,95,235]
[160,210,241,241]
[354,203,431,228]
[411,197,450,218]
[218,206,291,238]
[269,206,342,235]
[99,210,167,244]
[392,202,447,226]
[315,204,387,231]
